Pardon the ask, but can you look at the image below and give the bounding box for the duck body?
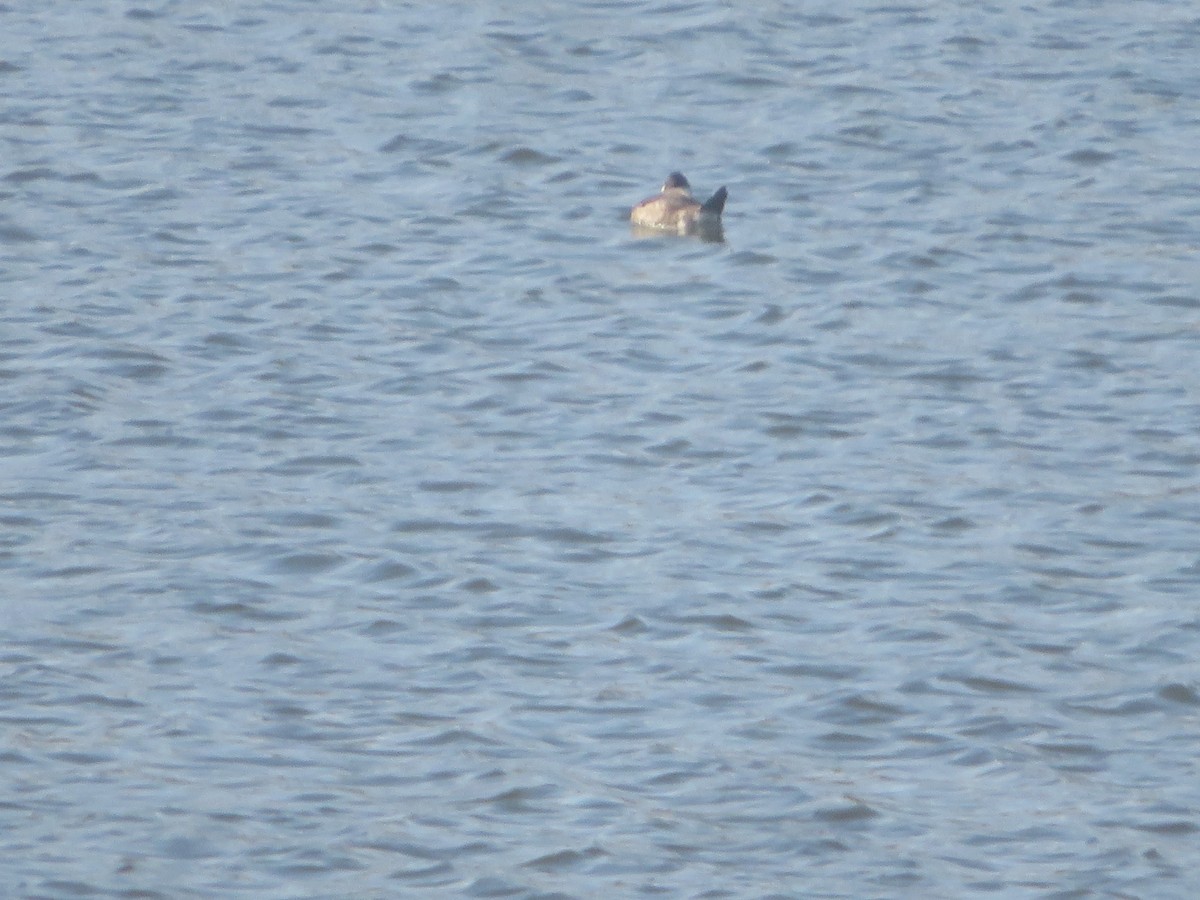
[630,172,727,234]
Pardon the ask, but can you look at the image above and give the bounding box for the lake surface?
[3,1,1200,897]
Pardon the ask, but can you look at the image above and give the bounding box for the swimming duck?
[630,172,727,234]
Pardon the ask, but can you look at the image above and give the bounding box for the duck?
[630,172,727,234]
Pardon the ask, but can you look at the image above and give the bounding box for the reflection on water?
[3,0,1200,897]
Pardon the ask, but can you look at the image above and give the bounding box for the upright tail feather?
[701,186,727,215]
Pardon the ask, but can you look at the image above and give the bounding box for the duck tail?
[702,186,727,215]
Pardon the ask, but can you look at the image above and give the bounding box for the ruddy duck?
[630,172,727,234]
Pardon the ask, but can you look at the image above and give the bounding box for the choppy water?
[3,1,1200,897]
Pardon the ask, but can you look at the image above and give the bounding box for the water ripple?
[3,1,1200,897]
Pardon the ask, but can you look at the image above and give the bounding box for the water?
[3,1,1200,897]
